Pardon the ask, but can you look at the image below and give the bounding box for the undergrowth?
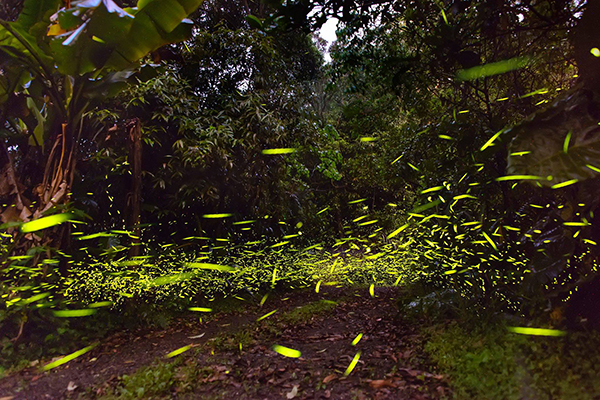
[97,356,203,400]
[1,248,411,373]
[423,317,600,399]
[280,299,339,325]
[65,247,410,311]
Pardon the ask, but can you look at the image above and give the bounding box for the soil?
[0,286,449,399]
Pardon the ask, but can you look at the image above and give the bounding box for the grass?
[423,319,600,399]
[279,299,339,325]
[97,357,199,399]
[104,361,178,399]
[209,328,255,352]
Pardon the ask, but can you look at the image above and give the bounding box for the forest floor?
[0,286,449,399]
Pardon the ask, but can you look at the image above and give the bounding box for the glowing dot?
[591,48,600,57]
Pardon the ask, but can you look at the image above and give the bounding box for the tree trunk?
[128,118,143,257]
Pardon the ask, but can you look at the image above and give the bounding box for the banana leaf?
[50,0,201,75]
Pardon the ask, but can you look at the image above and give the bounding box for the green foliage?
[63,246,412,311]
[47,0,201,75]
[280,299,337,325]
[100,358,220,399]
[82,13,330,241]
[104,359,180,399]
[308,0,598,316]
[507,88,600,186]
[3,0,600,388]
[1,1,203,353]
[425,321,600,399]
[0,0,202,217]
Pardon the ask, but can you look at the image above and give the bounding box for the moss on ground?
[279,299,338,325]
[424,320,600,399]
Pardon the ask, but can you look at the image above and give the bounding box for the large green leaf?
[51,0,201,75]
[49,25,107,75]
[49,1,135,75]
[16,0,61,37]
[0,69,32,105]
[138,0,200,15]
[105,0,200,68]
[108,19,193,69]
[507,89,600,186]
[86,4,134,44]
[26,97,46,150]
[0,74,8,104]
[0,21,53,72]
[139,0,187,33]
[0,22,33,57]
[104,12,162,68]
[82,70,134,99]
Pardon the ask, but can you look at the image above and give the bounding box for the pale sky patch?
[317,18,338,63]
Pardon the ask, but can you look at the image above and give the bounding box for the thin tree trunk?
[128,118,142,257]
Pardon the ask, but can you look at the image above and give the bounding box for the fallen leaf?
[398,368,421,377]
[369,379,390,389]
[206,373,228,383]
[67,381,77,391]
[29,360,39,367]
[426,372,445,380]
[323,374,337,384]
[368,379,405,389]
[204,367,230,383]
[401,350,413,359]
[397,368,444,380]
[0,396,15,400]
[354,390,369,400]
[188,333,205,339]
[286,385,299,399]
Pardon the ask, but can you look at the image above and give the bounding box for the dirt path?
[0,286,449,399]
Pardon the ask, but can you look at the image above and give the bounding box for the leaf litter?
[0,286,448,399]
